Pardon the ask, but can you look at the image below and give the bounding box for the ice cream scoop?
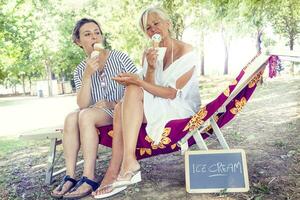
[91,43,104,58]
[151,34,161,48]
[93,43,103,51]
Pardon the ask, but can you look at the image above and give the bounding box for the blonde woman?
[93,6,200,199]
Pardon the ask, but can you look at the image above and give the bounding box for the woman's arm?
[140,79,177,99]
[143,48,158,84]
[77,56,103,109]
[142,66,195,99]
[113,73,175,98]
[76,70,92,109]
[113,66,194,100]
[144,68,155,84]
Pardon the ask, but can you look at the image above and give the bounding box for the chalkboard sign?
[185,149,249,193]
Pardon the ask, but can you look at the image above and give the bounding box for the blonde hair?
[139,6,172,33]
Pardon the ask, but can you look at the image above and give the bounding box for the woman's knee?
[125,85,143,100]
[78,108,94,127]
[64,111,79,132]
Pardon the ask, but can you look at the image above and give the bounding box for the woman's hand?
[112,73,141,86]
[85,50,107,76]
[145,48,158,71]
[85,57,101,76]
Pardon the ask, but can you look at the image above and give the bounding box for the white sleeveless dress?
[142,50,201,144]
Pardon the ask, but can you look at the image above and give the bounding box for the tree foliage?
[269,0,300,50]
[0,0,299,94]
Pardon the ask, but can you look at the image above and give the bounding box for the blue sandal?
[51,175,77,199]
[63,176,99,199]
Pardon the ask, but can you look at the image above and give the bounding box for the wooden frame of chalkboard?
[185,149,249,193]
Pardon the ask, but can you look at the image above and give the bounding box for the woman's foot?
[63,176,99,199]
[119,159,140,180]
[113,160,141,187]
[51,175,77,198]
[92,170,128,199]
[92,169,118,197]
[63,182,91,197]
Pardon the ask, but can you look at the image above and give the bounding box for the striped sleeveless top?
[74,50,137,106]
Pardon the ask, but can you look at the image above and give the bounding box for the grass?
[274,140,288,150]
[218,188,228,197]
[287,122,295,131]
[0,137,47,158]
[0,137,52,200]
[254,195,264,200]
[230,131,244,142]
[0,100,20,107]
[252,182,271,195]
[0,96,37,107]
[0,137,29,158]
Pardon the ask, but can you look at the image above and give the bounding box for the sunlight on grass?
[0,99,21,106]
[0,97,36,107]
[0,137,47,158]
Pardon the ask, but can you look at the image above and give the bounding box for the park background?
[1,0,299,97]
[0,0,299,199]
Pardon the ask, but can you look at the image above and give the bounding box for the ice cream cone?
[91,43,104,58]
[91,50,100,58]
[151,34,161,48]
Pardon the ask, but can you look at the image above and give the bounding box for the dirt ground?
[0,74,299,200]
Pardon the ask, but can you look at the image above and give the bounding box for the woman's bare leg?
[64,108,112,195]
[93,102,124,196]
[52,110,80,195]
[121,85,144,174]
[80,108,112,179]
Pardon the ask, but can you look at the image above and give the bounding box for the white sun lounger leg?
[192,130,208,150]
[210,116,230,149]
[179,128,208,155]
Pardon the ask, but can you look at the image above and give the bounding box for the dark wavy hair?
[72,18,103,44]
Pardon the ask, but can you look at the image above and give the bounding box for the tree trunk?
[200,50,205,76]
[13,85,16,94]
[61,74,65,95]
[221,25,229,75]
[21,75,26,95]
[29,77,32,95]
[289,36,294,51]
[290,36,295,74]
[256,29,263,53]
[257,30,264,84]
[200,31,205,76]
[224,45,229,75]
[45,59,53,97]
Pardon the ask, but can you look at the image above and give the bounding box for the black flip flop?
[51,175,77,199]
[63,176,99,199]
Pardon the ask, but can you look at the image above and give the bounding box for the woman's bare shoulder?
[176,40,194,55]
